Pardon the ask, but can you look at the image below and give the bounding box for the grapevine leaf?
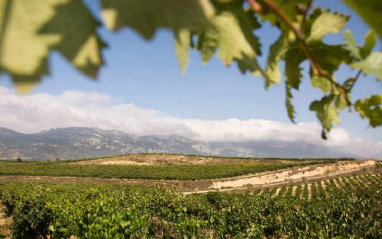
[334,93,348,110]
[174,29,191,75]
[309,44,350,93]
[340,0,382,39]
[197,30,218,64]
[197,1,262,76]
[100,0,215,39]
[307,9,348,43]
[311,44,350,73]
[0,0,61,93]
[266,10,349,94]
[311,75,332,94]
[265,36,288,88]
[40,0,107,79]
[284,47,305,90]
[343,29,361,60]
[361,30,376,59]
[355,95,382,127]
[260,0,309,31]
[0,0,105,93]
[351,52,382,81]
[285,83,296,123]
[310,95,339,136]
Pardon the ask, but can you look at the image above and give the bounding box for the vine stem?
[300,0,313,31]
[349,70,362,92]
[347,70,362,112]
[247,0,351,106]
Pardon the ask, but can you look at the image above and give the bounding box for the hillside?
[0,127,357,160]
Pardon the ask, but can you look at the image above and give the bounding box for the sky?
[0,0,381,158]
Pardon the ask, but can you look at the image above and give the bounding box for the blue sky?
[0,0,381,142]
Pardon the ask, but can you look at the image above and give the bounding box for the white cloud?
[0,86,381,159]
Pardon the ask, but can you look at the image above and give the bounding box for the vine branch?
[247,0,351,106]
[348,70,362,92]
[300,0,313,31]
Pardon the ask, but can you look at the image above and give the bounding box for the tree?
[0,0,381,138]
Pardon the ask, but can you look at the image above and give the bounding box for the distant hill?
[0,127,357,160]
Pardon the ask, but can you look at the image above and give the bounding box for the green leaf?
[361,30,376,59]
[197,1,263,76]
[355,95,382,127]
[351,52,382,81]
[40,0,107,79]
[266,9,349,94]
[265,36,286,88]
[307,9,348,43]
[197,30,218,64]
[260,0,309,31]
[0,0,61,93]
[100,0,215,39]
[285,83,295,123]
[284,47,304,90]
[334,94,348,110]
[309,44,350,93]
[0,0,105,93]
[310,95,339,134]
[343,29,361,60]
[174,29,191,75]
[311,75,333,94]
[340,0,382,39]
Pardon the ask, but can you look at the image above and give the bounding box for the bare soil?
[0,206,12,239]
[74,154,310,165]
[212,159,377,189]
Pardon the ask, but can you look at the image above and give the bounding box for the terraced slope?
[257,173,382,200]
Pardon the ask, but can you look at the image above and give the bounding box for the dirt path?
[212,159,377,189]
[292,186,297,196]
[0,206,12,239]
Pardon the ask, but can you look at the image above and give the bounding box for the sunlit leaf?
[343,29,361,60]
[0,0,61,92]
[0,0,105,93]
[174,29,191,75]
[196,0,264,81]
[100,0,215,39]
[352,52,382,81]
[266,9,349,94]
[310,95,339,135]
[265,36,287,88]
[197,29,218,64]
[307,9,348,43]
[355,95,382,127]
[40,0,107,79]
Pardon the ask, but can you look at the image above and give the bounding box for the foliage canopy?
[0,0,381,138]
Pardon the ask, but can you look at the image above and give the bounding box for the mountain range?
[0,127,357,160]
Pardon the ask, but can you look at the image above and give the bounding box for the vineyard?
[0,157,345,180]
[1,172,381,238]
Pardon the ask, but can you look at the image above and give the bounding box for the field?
[0,154,381,238]
[0,154,354,180]
[1,172,381,238]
